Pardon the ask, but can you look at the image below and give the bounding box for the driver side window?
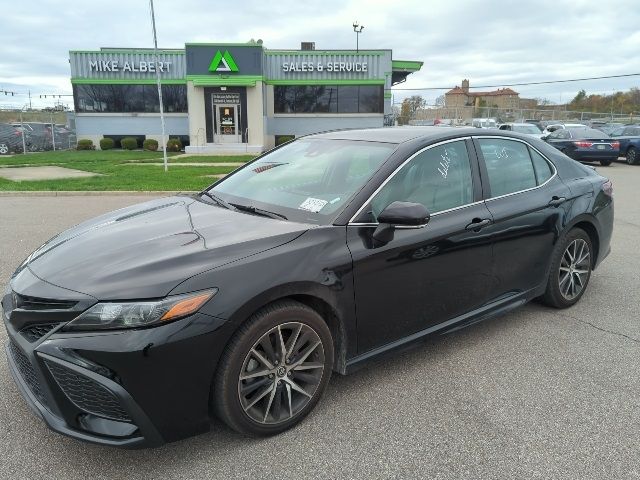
[367,140,474,221]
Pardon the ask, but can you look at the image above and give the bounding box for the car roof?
[310,126,486,144]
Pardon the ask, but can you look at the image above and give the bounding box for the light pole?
[149,0,168,172]
[352,21,364,52]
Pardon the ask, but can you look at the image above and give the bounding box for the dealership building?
[69,42,422,153]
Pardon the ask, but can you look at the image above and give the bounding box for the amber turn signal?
[160,290,216,322]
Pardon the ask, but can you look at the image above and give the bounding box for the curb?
[0,191,197,197]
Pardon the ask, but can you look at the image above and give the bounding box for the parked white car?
[541,123,586,139]
[498,122,545,139]
[472,118,498,129]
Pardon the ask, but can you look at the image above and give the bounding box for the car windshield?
[210,138,396,224]
[513,125,542,134]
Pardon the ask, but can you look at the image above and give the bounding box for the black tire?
[213,300,333,436]
[0,143,9,155]
[627,147,639,165]
[599,159,612,166]
[541,228,593,309]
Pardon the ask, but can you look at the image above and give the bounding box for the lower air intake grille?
[44,361,131,422]
[8,340,45,404]
[20,323,61,342]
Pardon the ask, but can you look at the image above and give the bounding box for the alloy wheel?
[558,238,590,301]
[0,144,8,155]
[628,148,637,165]
[238,322,325,425]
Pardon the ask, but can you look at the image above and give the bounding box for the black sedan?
[609,124,640,165]
[545,126,619,166]
[2,128,614,447]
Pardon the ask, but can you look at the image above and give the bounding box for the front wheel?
[599,159,612,166]
[627,147,639,165]
[0,143,8,155]
[213,300,333,436]
[541,228,593,308]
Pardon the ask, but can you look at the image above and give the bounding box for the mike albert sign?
[88,60,172,73]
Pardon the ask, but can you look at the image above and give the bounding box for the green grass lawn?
[0,150,255,191]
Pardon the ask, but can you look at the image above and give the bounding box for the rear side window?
[529,148,553,184]
[478,138,541,197]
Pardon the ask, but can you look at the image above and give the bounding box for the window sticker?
[299,197,328,213]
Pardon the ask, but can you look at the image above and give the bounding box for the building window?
[274,85,382,114]
[73,84,187,113]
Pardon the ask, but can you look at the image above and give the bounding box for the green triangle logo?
[208,50,239,72]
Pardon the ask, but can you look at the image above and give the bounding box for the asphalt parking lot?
[1,163,639,480]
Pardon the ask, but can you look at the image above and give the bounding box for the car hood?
[24,196,310,300]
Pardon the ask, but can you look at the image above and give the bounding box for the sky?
[1,0,639,110]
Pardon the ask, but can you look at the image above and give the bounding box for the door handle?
[465,218,492,231]
[548,196,566,207]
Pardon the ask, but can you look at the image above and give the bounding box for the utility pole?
[50,113,56,151]
[28,90,32,110]
[149,0,168,172]
[19,111,27,155]
[352,21,364,53]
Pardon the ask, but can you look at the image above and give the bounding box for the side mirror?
[373,201,430,244]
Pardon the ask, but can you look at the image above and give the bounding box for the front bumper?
[4,300,232,448]
[573,149,619,161]
[5,338,163,448]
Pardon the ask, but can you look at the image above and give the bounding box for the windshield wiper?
[199,191,236,211]
[230,203,288,220]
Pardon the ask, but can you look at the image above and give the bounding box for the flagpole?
[149,0,168,172]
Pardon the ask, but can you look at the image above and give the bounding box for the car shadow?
[66,301,548,464]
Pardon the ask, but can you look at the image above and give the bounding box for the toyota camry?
[3,127,614,447]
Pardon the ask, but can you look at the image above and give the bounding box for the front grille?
[8,340,45,404]
[13,293,76,311]
[20,323,61,342]
[45,361,131,422]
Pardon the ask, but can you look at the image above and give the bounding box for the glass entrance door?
[214,104,241,143]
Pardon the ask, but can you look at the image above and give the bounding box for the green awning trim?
[265,50,386,56]
[71,78,186,85]
[265,79,385,86]
[69,49,185,55]
[391,60,424,71]
[186,75,263,87]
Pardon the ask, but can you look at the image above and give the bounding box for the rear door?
[473,136,571,300]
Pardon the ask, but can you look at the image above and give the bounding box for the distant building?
[445,79,519,110]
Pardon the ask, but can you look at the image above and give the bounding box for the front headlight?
[64,289,217,331]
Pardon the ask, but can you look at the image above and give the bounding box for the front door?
[348,139,495,353]
[214,103,241,143]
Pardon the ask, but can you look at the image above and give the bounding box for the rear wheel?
[627,147,639,165]
[541,228,593,308]
[213,300,333,436]
[599,159,612,166]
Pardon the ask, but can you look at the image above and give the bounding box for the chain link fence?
[401,105,639,126]
[0,109,76,155]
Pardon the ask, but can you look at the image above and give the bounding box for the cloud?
[1,0,639,108]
